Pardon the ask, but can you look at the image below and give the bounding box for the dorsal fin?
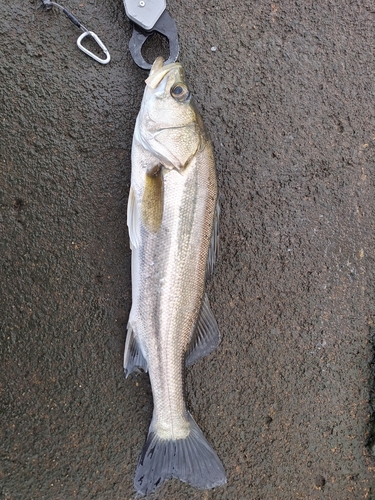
[206,198,220,277]
[185,293,221,366]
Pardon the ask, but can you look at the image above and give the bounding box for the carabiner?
[77,31,111,65]
[41,1,111,65]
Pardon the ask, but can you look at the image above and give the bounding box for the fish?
[124,56,226,496]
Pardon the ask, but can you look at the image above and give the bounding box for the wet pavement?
[1,0,375,498]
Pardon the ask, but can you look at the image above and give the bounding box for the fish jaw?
[145,56,184,89]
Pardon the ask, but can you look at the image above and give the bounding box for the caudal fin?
[134,412,226,496]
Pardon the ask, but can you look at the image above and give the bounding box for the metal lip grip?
[123,0,179,70]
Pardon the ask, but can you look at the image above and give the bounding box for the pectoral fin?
[141,165,164,233]
[127,186,141,249]
[185,293,221,366]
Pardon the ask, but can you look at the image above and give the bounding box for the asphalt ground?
[1,1,375,498]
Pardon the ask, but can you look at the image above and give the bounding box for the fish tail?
[134,412,226,496]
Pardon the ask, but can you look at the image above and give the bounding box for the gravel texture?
[1,0,375,498]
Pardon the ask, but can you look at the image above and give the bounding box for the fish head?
[135,57,205,171]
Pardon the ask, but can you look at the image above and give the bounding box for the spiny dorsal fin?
[185,293,221,366]
[206,198,220,277]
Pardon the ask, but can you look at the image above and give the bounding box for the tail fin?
[134,412,226,496]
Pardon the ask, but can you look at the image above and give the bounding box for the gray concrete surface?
[1,0,375,498]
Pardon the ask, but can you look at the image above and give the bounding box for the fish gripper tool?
[123,0,179,70]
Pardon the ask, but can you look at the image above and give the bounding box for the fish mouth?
[145,56,183,89]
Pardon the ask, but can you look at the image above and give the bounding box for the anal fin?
[123,322,148,377]
[186,293,221,366]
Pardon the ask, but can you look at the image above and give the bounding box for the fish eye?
[170,83,190,102]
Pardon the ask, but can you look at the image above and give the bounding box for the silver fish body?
[124,57,226,496]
